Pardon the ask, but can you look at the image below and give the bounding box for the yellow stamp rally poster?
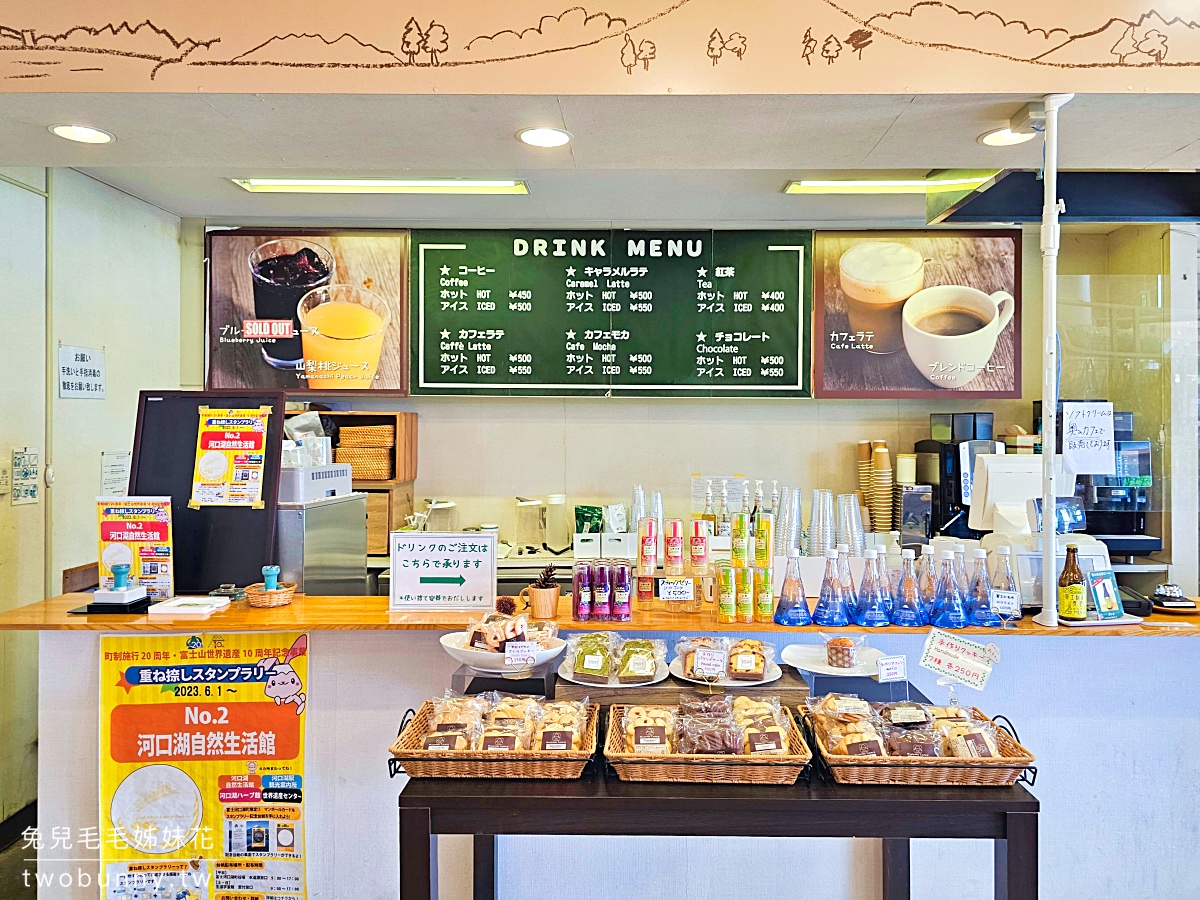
[189,406,271,509]
[100,632,309,900]
[97,496,174,599]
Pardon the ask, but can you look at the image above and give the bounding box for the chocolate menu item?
[876,701,934,729]
[678,719,743,755]
[249,243,333,366]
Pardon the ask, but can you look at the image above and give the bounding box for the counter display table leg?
[397,776,1039,900]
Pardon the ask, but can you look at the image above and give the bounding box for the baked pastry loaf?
[571,633,612,684]
[617,639,659,684]
[728,639,767,681]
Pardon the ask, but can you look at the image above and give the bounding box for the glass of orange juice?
[297,284,391,390]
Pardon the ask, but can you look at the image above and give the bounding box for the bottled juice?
[754,511,774,568]
[637,516,658,576]
[611,563,632,622]
[664,518,685,576]
[591,561,612,622]
[636,575,655,610]
[734,566,754,624]
[715,563,736,624]
[754,566,775,623]
[689,519,710,575]
[571,562,592,621]
[730,512,752,567]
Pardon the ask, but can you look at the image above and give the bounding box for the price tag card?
[919,629,992,691]
[876,655,908,684]
[659,578,695,602]
[692,648,726,678]
[992,589,1021,618]
[504,641,538,668]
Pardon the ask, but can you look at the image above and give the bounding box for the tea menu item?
[412,229,812,398]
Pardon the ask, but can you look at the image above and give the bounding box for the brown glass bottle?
[1057,544,1087,621]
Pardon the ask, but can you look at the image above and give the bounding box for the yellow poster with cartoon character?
[100,632,309,900]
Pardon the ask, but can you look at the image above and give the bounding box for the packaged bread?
[677,717,744,755]
[742,718,789,755]
[622,705,677,754]
[466,613,529,652]
[822,633,865,669]
[940,721,1001,758]
[874,701,934,730]
[806,692,873,723]
[676,636,730,681]
[616,638,666,684]
[483,693,541,749]
[479,721,527,751]
[818,717,885,756]
[430,695,487,732]
[534,700,588,751]
[570,633,614,684]
[883,726,941,757]
[728,638,772,681]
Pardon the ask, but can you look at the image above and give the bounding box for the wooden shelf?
[4,593,1199,635]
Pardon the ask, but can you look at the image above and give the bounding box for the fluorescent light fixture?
[231,178,528,194]
[784,176,992,195]
[517,127,571,148]
[50,124,114,144]
[978,127,1038,147]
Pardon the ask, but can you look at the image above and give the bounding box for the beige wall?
[0,170,46,820]
[49,170,182,586]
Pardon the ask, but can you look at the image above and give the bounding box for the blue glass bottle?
[890,549,928,627]
[836,544,858,618]
[916,546,937,620]
[876,551,895,617]
[813,550,852,627]
[854,549,890,627]
[774,550,812,626]
[931,551,969,629]
[965,550,1002,627]
[953,544,970,597]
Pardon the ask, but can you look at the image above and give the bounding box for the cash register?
[970,453,1112,611]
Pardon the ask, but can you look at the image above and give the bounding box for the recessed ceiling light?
[978,128,1038,147]
[517,127,571,148]
[50,124,114,144]
[231,178,528,195]
[784,176,992,195]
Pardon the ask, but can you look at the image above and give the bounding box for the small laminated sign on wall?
[189,406,272,508]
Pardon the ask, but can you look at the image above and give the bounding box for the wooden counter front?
[2,594,1199,635]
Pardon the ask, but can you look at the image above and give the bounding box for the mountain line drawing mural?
[1,1,1198,92]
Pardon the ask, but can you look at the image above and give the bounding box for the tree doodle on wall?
[706,28,724,64]
[705,28,746,64]
[822,32,842,62]
[724,32,747,59]
[801,27,819,63]
[637,38,656,68]
[424,21,449,65]
[621,32,637,71]
[846,28,873,57]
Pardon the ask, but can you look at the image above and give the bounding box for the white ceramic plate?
[439,632,566,673]
[557,657,670,687]
[781,643,886,677]
[668,657,782,688]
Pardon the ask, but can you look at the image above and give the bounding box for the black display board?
[129,390,286,593]
[410,229,812,397]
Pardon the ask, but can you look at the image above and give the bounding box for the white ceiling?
[0,92,1197,224]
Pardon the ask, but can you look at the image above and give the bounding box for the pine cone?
[495,596,517,616]
[532,564,557,589]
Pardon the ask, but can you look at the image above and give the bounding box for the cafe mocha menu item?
[813,231,1020,399]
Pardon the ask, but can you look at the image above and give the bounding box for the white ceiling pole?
[1033,92,1074,628]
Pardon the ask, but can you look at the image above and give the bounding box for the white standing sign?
[918,628,994,691]
[389,531,496,611]
[58,345,106,399]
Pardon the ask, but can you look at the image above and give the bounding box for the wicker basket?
[338,424,395,448]
[334,447,392,480]
[244,582,296,609]
[805,708,1035,787]
[389,701,600,779]
[605,705,812,784]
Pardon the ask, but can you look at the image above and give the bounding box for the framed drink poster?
[206,229,410,394]
[812,230,1021,399]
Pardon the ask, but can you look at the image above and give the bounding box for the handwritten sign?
[389,531,496,611]
[691,648,727,679]
[503,641,538,668]
[992,589,1021,618]
[919,629,994,691]
[659,578,695,602]
[876,655,908,684]
[1062,401,1115,475]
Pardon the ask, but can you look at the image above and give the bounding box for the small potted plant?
[519,564,560,620]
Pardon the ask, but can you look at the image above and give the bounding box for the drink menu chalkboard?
[410,229,812,397]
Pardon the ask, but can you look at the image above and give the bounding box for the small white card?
[659,578,695,602]
[876,655,908,684]
[504,641,538,668]
[692,648,726,678]
[992,589,1021,617]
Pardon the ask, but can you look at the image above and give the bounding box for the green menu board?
[410,229,812,397]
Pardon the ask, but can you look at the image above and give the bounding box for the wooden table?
[398,768,1040,900]
[4,593,1197,636]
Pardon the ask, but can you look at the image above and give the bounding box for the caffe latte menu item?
[813,231,1020,399]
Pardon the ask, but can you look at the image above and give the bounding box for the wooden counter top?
[2,594,1198,635]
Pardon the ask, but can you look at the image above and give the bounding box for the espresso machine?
[914,412,1000,540]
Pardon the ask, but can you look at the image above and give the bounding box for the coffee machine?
[914,412,1001,540]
